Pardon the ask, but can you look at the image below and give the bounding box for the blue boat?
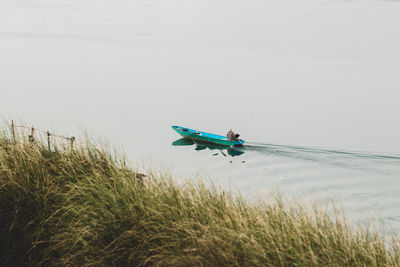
[172,126,245,147]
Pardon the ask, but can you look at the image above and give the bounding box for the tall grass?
[0,127,399,266]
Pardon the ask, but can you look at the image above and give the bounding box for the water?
[1,0,400,232]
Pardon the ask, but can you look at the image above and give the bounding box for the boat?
[171,126,245,147]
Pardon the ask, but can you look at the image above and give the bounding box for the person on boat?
[227,128,239,141]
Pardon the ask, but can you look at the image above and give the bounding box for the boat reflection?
[172,138,245,157]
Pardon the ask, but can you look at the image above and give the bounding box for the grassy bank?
[0,129,399,266]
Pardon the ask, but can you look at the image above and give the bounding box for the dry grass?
[0,127,399,266]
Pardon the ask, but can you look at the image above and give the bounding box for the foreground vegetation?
[0,128,399,266]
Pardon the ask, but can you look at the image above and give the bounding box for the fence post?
[29,127,35,142]
[70,136,75,151]
[11,120,16,142]
[47,131,51,151]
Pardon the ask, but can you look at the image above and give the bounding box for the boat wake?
[245,142,400,161]
[243,142,400,174]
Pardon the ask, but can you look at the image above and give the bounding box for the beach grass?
[0,127,399,266]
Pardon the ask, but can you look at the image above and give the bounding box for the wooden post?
[29,127,35,142]
[70,136,75,151]
[11,120,16,142]
[47,131,51,151]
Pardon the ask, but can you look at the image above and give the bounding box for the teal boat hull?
[172,126,245,147]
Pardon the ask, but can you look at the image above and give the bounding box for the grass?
[0,126,399,266]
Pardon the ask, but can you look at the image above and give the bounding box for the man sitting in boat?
[227,128,240,141]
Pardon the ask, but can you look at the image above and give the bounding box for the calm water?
[1,0,400,232]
